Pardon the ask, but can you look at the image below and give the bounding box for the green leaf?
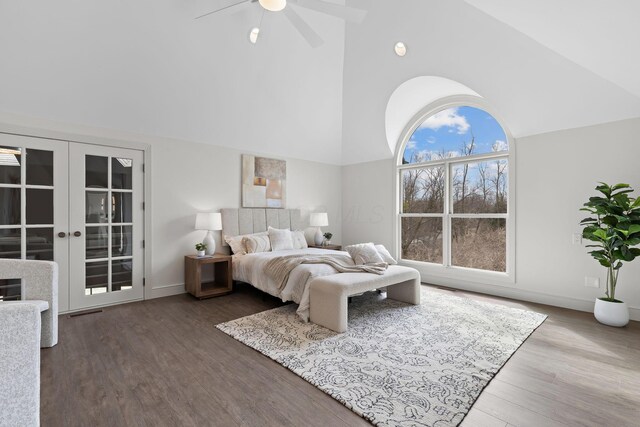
[593,229,607,240]
[598,259,611,268]
[580,217,598,224]
[628,224,640,235]
[596,183,612,197]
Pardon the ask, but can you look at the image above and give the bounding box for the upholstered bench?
[309,265,421,333]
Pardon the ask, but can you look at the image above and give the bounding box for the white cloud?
[419,108,470,134]
[406,140,417,149]
[492,139,508,152]
[427,136,436,144]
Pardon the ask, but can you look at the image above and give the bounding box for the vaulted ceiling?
[1,0,638,165]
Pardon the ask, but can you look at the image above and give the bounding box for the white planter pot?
[196,250,206,257]
[594,298,629,327]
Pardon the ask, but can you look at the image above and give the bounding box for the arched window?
[397,104,513,277]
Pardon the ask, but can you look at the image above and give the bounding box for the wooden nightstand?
[309,244,342,251]
[184,254,232,299]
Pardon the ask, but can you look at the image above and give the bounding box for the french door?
[69,144,144,310]
[0,133,144,312]
[0,134,69,310]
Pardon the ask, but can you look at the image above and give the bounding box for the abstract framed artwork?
[242,154,286,208]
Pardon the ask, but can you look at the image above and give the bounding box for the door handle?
[58,232,67,238]
[73,231,82,237]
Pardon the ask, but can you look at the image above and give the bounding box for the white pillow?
[224,231,267,255]
[268,226,294,251]
[243,234,272,253]
[375,244,397,265]
[291,230,308,249]
[345,242,385,265]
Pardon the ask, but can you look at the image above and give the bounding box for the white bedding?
[233,248,352,321]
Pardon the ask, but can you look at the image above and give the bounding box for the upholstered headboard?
[221,208,306,245]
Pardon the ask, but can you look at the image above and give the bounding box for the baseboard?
[148,283,186,299]
[406,266,640,322]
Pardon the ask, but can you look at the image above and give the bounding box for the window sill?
[399,259,515,287]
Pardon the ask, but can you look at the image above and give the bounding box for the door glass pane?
[112,225,132,257]
[0,146,21,184]
[401,217,443,264]
[0,278,22,301]
[451,218,506,272]
[86,191,108,223]
[26,149,54,186]
[112,158,133,190]
[86,155,108,188]
[112,192,132,223]
[86,226,109,259]
[0,228,21,259]
[402,167,445,214]
[86,261,108,295]
[26,228,53,261]
[112,259,132,292]
[26,189,54,224]
[452,160,508,214]
[0,188,21,225]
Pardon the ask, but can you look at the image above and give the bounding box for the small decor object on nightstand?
[195,212,222,255]
[195,243,207,257]
[323,232,333,246]
[310,212,329,246]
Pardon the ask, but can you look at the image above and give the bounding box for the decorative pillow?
[243,234,272,253]
[224,231,267,255]
[375,244,397,265]
[291,230,308,249]
[345,242,385,265]
[268,226,294,251]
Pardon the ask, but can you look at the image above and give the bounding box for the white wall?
[149,138,343,297]
[342,118,640,320]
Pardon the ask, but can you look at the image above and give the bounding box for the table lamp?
[195,212,222,255]
[310,212,328,246]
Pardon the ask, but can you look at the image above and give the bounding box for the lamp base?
[203,231,216,255]
[314,228,323,246]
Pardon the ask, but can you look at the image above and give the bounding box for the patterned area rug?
[217,291,547,427]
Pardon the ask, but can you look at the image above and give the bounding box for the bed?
[222,208,421,329]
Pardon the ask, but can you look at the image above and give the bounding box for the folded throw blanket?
[264,254,388,292]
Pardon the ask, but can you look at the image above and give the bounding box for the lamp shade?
[195,213,222,231]
[310,212,329,227]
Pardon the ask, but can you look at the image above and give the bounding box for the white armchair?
[0,259,58,347]
[0,303,41,427]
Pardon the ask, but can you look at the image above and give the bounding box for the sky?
[403,106,508,163]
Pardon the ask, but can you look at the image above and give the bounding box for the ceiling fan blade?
[283,6,324,48]
[195,0,255,20]
[289,0,367,23]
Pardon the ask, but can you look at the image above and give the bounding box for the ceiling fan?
[196,0,367,48]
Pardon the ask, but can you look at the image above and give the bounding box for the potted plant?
[195,243,207,257]
[323,232,333,246]
[580,182,640,327]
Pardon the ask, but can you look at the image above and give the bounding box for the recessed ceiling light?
[249,27,260,44]
[394,42,407,57]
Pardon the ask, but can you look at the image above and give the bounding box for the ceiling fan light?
[259,0,286,12]
[249,27,260,44]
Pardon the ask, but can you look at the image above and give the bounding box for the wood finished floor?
[41,283,640,427]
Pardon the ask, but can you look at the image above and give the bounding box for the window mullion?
[443,161,451,268]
